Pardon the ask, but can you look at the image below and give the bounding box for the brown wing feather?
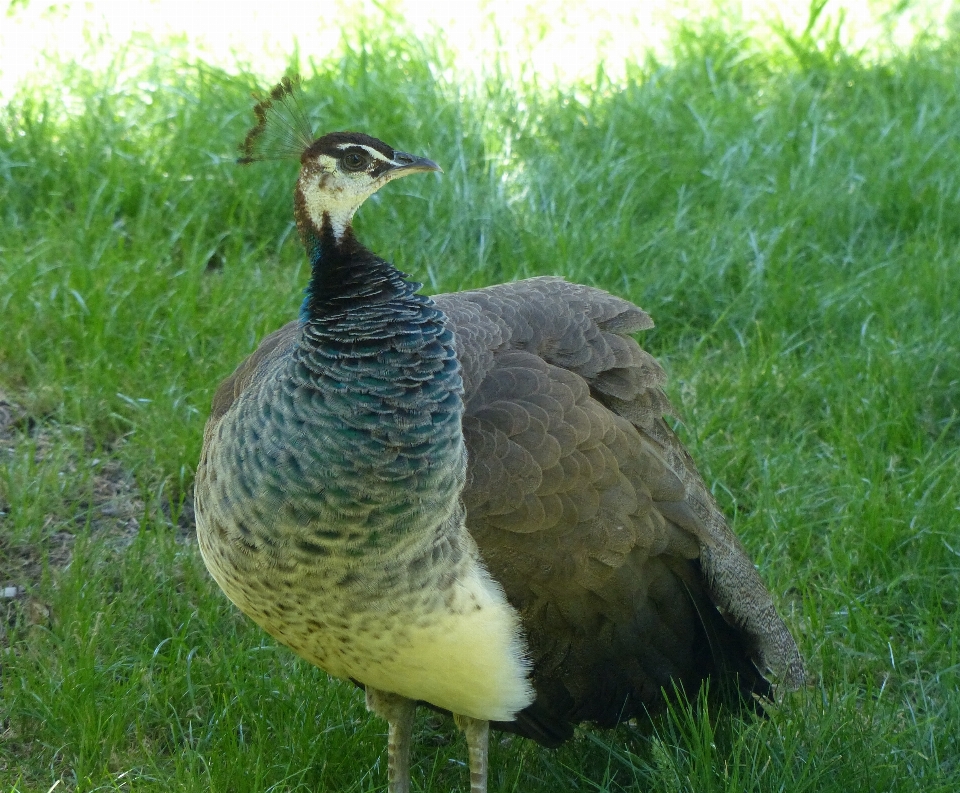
[435,277,803,744]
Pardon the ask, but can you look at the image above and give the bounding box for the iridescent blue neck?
[298,216,418,322]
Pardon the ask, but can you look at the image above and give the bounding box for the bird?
[194,76,804,793]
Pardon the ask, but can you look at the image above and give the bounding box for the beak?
[388,151,443,176]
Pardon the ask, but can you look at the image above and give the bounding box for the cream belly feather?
[195,504,533,722]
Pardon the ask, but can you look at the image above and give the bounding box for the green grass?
[2,5,959,792]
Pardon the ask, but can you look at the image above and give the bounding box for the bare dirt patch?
[0,387,181,648]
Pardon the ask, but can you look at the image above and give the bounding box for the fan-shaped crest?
[238,75,315,164]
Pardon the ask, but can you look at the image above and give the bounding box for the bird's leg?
[366,688,417,793]
[454,714,489,793]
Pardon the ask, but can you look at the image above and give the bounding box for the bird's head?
[238,76,441,245]
[295,132,441,241]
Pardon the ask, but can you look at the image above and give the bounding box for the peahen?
[194,77,804,793]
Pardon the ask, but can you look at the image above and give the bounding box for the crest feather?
[238,75,315,164]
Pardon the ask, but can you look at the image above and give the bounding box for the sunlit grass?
[2,3,959,792]
[1,0,956,101]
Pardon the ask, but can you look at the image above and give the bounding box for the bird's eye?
[342,151,368,172]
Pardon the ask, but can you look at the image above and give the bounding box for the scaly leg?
[454,714,489,793]
[366,688,416,793]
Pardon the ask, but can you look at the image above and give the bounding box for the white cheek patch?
[303,181,354,241]
[300,154,378,241]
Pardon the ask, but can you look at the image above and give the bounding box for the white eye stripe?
[334,142,394,163]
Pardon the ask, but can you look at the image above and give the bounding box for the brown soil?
[0,387,195,645]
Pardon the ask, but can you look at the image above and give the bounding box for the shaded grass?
[2,6,959,792]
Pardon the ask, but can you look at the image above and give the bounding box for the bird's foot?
[366,688,416,793]
[454,713,489,793]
